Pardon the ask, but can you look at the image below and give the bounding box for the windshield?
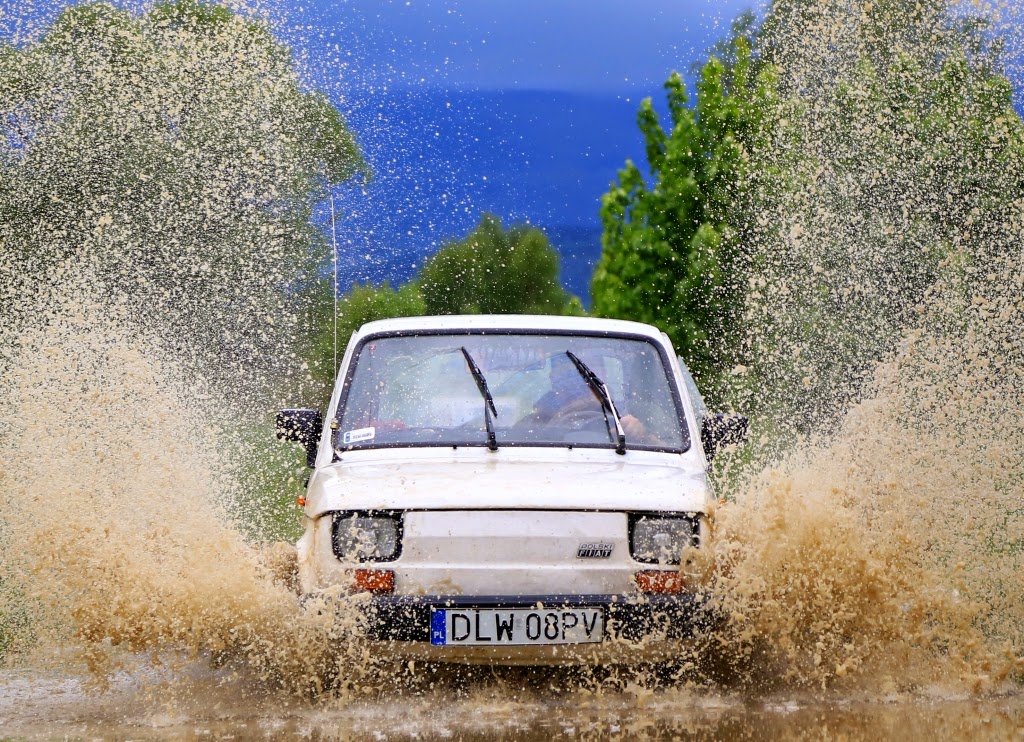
[334,332,688,452]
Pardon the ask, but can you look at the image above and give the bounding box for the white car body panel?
[308,510,634,596]
[305,447,708,516]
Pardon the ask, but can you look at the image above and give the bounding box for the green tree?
[593,0,1024,431]
[303,280,426,404]
[419,213,581,316]
[591,38,774,404]
[0,0,364,387]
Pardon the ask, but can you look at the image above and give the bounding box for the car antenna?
[330,191,339,373]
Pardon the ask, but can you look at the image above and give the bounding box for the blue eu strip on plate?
[430,609,446,645]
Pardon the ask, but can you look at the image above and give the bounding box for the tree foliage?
[741,0,1024,429]
[303,280,425,402]
[593,0,1024,429]
[419,213,581,316]
[0,0,364,388]
[592,38,773,403]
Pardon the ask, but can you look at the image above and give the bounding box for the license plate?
[430,607,604,646]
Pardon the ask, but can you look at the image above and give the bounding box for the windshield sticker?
[343,427,376,445]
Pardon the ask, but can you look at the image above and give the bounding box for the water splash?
[0,0,1021,717]
[0,287,369,694]
[701,0,1024,692]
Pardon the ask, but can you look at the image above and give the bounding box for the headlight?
[331,511,403,562]
[629,514,699,565]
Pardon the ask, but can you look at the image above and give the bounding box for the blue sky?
[293,0,762,94]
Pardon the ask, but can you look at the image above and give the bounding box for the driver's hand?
[620,414,647,440]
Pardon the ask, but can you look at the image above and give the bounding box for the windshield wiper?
[565,350,626,455]
[461,347,498,451]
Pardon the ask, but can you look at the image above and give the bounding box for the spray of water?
[0,0,1021,714]
[0,0,371,693]
[0,284,388,695]
[701,0,1024,692]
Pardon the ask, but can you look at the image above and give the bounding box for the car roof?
[353,314,668,342]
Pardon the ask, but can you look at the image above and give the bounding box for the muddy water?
[0,284,1021,735]
[2,0,1024,737]
[2,656,1024,740]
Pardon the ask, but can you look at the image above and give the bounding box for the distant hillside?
[329,87,650,305]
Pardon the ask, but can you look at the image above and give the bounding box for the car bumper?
[311,592,716,664]
[362,593,713,641]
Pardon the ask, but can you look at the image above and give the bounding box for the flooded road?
[3,307,1019,739]
[2,657,1023,740]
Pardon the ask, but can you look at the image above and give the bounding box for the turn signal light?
[636,569,686,594]
[353,568,395,594]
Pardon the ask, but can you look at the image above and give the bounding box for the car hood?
[304,447,711,516]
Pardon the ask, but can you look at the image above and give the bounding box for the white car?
[277,314,746,665]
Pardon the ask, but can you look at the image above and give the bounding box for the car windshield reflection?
[334,332,688,452]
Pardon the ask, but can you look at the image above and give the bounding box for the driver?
[517,353,651,441]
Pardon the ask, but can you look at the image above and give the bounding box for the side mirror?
[700,412,749,462]
[276,408,323,468]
